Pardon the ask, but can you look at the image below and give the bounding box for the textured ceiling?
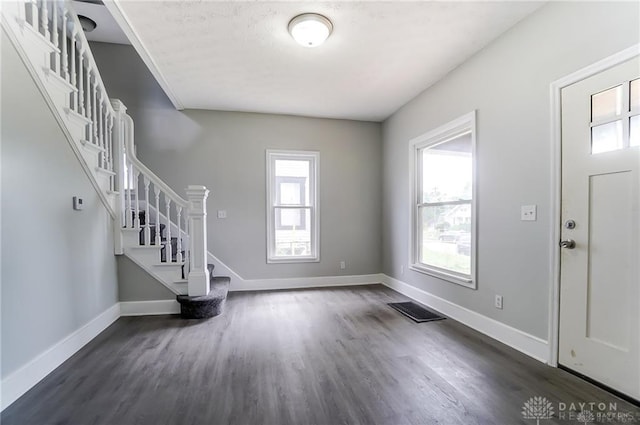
[110,1,545,121]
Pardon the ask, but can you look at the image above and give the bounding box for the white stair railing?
[6,0,211,296]
[18,0,118,188]
[112,103,211,296]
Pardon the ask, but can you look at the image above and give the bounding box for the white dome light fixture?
[288,13,333,48]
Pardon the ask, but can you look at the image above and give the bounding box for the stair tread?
[153,262,186,267]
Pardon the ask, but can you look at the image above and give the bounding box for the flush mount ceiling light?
[78,15,97,32]
[288,13,333,48]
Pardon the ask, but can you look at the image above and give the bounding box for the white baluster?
[104,104,109,170]
[146,182,158,245]
[143,177,151,245]
[70,26,77,110]
[108,114,114,172]
[165,198,172,262]
[126,160,133,228]
[92,80,98,144]
[51,1,58,72]
[98,93,104,166]
[61,9,68,80]
[134,171,140,229]
[84,72,91,143]
[102,102,108,168]
[78,46,85,115]
[28,0,38,29]
[154,186,161,245]
[40,0,49,39]
[176,206,183,263]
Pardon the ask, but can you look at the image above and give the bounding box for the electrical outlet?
[340,261,346,270]
[521,205,537,221]
[495,295,503,310]
[217,210,227,219]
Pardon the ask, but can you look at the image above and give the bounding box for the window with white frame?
[410,111,476,288]
[266,150,319,263]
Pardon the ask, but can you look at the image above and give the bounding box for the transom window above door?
[590,78,640,154]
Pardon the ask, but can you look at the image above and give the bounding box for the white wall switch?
[217,210,227,219]
[495,295,503,310]
[521,205,537,221]
[340,261,346,270]
[73,196,84,211]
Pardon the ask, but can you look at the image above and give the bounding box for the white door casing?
[558,57,640,399]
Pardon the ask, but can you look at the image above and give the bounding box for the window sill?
[409,264,476,289]
[267,256,320,264]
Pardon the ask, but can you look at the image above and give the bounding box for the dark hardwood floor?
[3,285,639,425]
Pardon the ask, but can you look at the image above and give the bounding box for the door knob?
[560,239,576,249]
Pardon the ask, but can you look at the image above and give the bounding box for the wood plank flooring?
[3,285,639,425]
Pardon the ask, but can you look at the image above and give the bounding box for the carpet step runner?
[176,264,230,319]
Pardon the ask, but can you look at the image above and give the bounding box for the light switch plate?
[73,196,84,211]
[521,205,537,221]
[217,210,227,219]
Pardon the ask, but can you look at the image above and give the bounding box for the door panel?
[559,57,640,400]
[587,171,632,350]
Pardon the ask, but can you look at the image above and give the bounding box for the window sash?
[409,111,476,288]
[266,150,319,263]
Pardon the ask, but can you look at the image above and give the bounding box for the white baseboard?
[229,273,385,291]
[1,303,120,411]
[380,275,550,364]
[120,300,180,316]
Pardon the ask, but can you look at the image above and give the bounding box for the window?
[266,150,319,263]
[591,78,640,154]
[410,111,476,288]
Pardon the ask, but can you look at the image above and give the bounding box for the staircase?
[1,0,229,318]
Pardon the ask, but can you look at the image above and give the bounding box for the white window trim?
[266,149,320,263]
[408,111,477,289]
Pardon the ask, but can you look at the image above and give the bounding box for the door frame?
[548,44,640,367]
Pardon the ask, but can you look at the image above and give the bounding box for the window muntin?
[267,150,319,263]
[410,112,476,288]
[590,79,640,154]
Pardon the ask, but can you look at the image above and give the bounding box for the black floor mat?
[387,302,446,323]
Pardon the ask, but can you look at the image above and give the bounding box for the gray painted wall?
[117,256,174,301]
[1,32,119,378]
[382,1,640,339]
[90,42,383,281]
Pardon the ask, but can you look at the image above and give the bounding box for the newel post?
[110,99,127,255]
[186,185,210,296]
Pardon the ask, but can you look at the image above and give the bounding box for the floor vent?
[387,302,446,323]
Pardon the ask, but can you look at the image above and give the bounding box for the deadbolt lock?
[564,220,576,230]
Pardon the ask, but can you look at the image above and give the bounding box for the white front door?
[559,57,640,400]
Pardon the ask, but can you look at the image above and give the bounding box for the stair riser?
[79,147,100,170]
[63,112,89,142]
[42,71,73,108]
[151,267,184,283]
[94,171,112,193]
[124,248,163,265]
[15,24,56,73]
